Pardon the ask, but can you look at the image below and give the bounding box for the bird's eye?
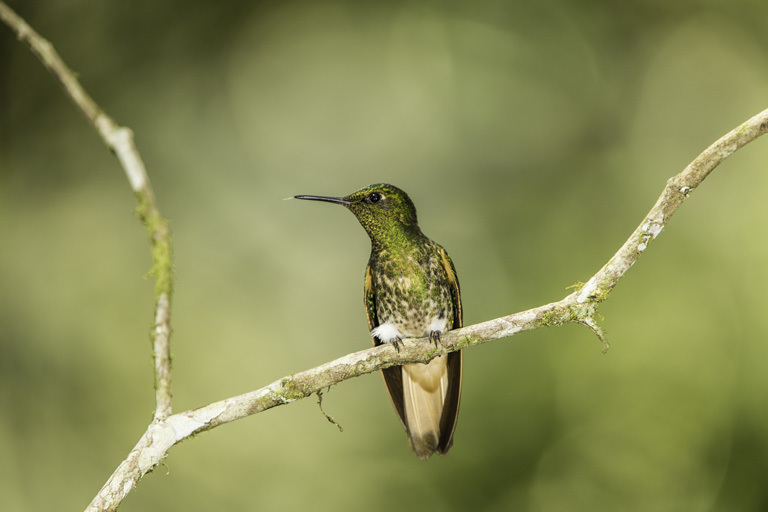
[367,192,382,203]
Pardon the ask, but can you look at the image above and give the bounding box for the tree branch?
[573,108,768,306]
[0,2,174,421]
[2,3,767,512]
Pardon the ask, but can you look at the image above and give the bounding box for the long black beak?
[294,194,351,205]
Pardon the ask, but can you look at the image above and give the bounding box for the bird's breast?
[371,256,453,341]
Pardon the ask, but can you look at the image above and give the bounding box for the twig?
[0,1,174,421]
[317,389,344,432]
[572,108,768,306]
[2,3,767,512]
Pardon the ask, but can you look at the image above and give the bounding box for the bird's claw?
[429,330,441,347]
[392,337,403,352]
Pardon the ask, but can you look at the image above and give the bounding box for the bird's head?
[294,183,423,246]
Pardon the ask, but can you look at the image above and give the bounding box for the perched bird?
[294,183,462,459]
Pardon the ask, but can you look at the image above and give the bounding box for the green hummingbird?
[294,183,463,459]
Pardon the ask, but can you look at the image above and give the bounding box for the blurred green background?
[2,0,768,510]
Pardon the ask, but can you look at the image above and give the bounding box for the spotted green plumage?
[295,183,463,459]
[367,241,454,335]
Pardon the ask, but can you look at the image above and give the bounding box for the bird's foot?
[428,330,441,347]
[391,336,403,352]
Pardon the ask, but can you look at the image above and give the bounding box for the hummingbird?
[294,183,462,459]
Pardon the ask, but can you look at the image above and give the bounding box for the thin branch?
[3,3,767,512]
[573,108,768,305]
[0,2,174,421]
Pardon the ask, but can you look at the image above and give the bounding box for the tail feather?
[402,357,449,460]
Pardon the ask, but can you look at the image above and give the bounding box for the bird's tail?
[402,356,450,460]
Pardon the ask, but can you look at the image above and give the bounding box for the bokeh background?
[2,0,768,511]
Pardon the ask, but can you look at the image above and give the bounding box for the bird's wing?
[437,246,463,454]
[365,264,407,430]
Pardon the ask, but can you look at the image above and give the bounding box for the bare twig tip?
[316,390,344,432]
